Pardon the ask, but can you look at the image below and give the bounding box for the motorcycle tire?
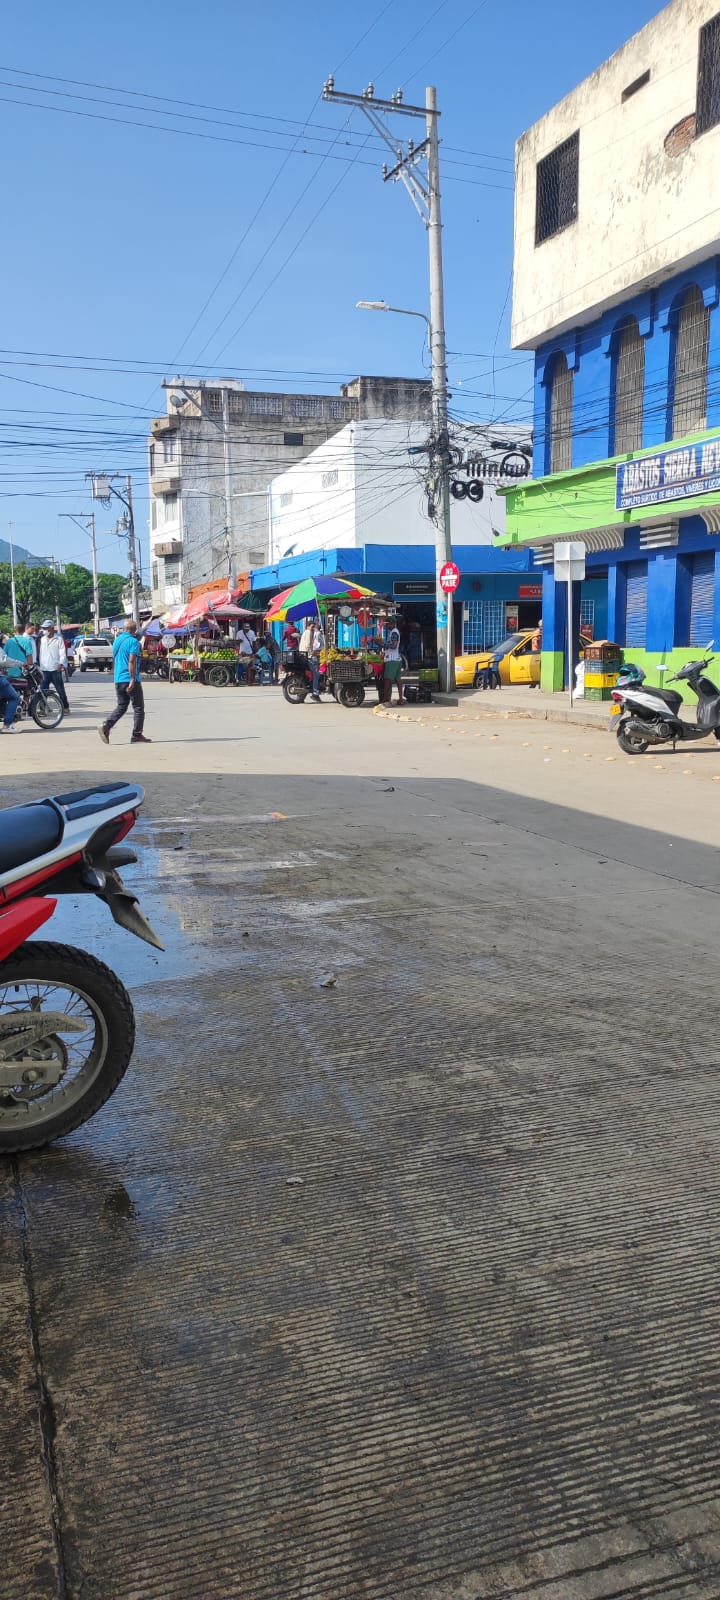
[617,718,649,755]
[0,942,136,1152]
[30,691,64,730]
[283,675,308,704]
[337,682,366,708]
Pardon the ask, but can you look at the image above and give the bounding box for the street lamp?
[356,299,430,333]
[59,513,100,631]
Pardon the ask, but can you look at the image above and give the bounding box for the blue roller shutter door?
[689,552,715,646]
[625,561,648,647]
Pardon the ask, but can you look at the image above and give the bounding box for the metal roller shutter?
[624,561,648,647]
[689,551,715,646]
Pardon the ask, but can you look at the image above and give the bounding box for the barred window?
[249,395,283,416]
[611,318,645,454]
[697,11,720,137]
[206,390,222,414]
[292,397,323,418]
[535,132,579,245]
[327,400,346,420]
[322,469,338,489]
[671,285,710,438]
[548,353,573,473]
[228,391,244,414]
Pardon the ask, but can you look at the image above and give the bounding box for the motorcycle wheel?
[617,718,650,755]
[0,942,135,1152]
[31,691,64,730]
[337,682,366,708]
[283,675,308,704]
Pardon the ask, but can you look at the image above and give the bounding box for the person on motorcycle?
[3,626,34,682]
[0,636,21,732]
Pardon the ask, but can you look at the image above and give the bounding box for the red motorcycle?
[0,782,162,1152]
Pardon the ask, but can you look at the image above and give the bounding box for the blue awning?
[251,542,536,590]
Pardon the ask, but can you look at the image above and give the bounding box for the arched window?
[548,353,573,473]
[611,318,645,454]
[671,285,710,438]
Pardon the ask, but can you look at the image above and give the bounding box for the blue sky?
[0,0,659,574]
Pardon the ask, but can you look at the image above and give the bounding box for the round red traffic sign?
[439,561,461,593]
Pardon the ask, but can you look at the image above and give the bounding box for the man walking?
[39,620,70,712]
[99,621,151,745]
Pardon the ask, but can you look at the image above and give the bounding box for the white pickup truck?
[76,635,114,672]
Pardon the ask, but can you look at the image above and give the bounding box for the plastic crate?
[584,685,615,701]
[584,671,620,689]
[328,658,366,682]
[583,641,621,663]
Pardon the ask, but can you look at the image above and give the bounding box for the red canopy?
[165,590,255,628]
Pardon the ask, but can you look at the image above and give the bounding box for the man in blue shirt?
[98,622,151,745]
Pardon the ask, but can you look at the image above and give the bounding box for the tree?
[61,562,93,623]
[0,562,63,627]
[97,572,127,618]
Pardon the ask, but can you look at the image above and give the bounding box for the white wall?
[269,421,523,559]
[513,0,720,349]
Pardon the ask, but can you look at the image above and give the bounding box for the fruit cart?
[321,596,399,707]
[169,641,238,687]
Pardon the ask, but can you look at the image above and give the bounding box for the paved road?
[4,674,720,1599]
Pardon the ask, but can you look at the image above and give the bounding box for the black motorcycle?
[15,663,65,730]
[611,653,720,754]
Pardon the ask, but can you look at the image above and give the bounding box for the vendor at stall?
[236,625,256,684]
[382,628,404,706]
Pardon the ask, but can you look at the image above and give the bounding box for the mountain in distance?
[0,537,47,567]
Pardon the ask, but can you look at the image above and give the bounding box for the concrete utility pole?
[87,473,140,626]
[322,78,455,690]
[60,512,100,630]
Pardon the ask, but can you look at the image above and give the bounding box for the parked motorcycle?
[611,652,720,754]
[0,782,162,1151]
[15,663,65,730]
[281,651,332,704]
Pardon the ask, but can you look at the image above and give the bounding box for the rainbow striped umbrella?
[265,576,377,623]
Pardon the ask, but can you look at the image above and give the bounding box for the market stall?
[265,577,397,708]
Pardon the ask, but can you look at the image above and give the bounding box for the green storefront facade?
[499,426,720,695]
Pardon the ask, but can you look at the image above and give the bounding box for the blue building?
[502,0,720,690]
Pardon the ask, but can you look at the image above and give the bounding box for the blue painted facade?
[529,255,720,674]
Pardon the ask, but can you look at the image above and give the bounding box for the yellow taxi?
[456,629,541,688]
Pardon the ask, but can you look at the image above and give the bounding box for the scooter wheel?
[617,719,649,755]
[0,942,135,1151]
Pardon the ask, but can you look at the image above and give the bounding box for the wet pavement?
[4,681,720,1597]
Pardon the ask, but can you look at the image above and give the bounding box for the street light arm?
[356,300,430,331]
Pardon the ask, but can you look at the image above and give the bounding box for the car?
[76,635,114,672]
[456,630,541,688]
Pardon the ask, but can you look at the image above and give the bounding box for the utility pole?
[7,521,18,628]
[87,473,140,626]
[60,512,100,630]
[322,78,455,690]
[221,388,233,586]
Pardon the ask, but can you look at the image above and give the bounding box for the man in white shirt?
[39,621,70,712]
[236,627,256,685]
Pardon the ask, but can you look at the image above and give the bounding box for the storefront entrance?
[395,599,462,666]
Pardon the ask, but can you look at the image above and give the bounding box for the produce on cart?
[265,576,400,708]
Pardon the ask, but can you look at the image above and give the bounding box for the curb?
[372,702,609,731]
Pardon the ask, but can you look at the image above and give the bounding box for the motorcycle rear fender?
[0,898,56,961]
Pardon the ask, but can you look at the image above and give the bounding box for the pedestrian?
[382,628,405,705]
[39,620,70,711]
[236,625,256,685]
[300,616,324,701]
[98,621,151,745]
[262,628,280,683]
[22,622,38,662]
[0,636,21,732]
[3,626,34,681]
[283,621,300,652]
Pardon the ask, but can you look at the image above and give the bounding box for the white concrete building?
[148,376,431,610]
[269,421,531,561]
[512,0,720,349]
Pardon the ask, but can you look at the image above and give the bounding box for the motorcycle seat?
[638,686,683,711]
[0,801,63,875]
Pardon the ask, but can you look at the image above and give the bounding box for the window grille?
[327,400,345,419]
[535,132,579,245]
[322,469,338,489]
[463,600,505,652]
[580,599,595,631]
[549,353,573,473]
[205,390,222,414]
[162,433,178,464]
[697,11,720,136]
[249,395,283,416]
[672,285,709,438]
[292,397,323,418]
[280,491,293,507]
[612,319,645,454]
[228,391,244,414]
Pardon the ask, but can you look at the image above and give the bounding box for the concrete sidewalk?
[377,684,613,729]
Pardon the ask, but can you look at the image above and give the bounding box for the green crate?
[583,685,614,701]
